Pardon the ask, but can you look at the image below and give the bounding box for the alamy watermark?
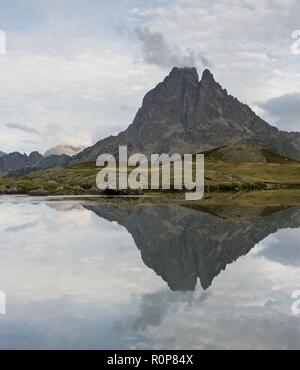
[0,30,6,55]
[292,290,300,316]
[96,146,204,201]
[0,290,6,315]
[291,30,300,55]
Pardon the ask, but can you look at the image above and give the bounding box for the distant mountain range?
[0,145,83,178]
[0,151,70,178]
[1,67,300,178]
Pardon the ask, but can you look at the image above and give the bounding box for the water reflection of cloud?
[254,229,300,267]
[132,289,209,331]
[0,298,127,350]
[0,201,162,305]
[122,255,300,350]
[4,221,39,233]
[1,200,300,349]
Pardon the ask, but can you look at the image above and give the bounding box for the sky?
[0,0,299,154]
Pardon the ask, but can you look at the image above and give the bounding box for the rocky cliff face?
[75,67,300,162]
[86,204,300,291]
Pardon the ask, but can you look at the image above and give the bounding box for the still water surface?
[0,195,299,349]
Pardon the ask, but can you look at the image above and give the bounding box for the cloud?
[134,26,211,69]
[43,144,84,157]
[0,52,165,153]
[132,289,209,331]
[256,229,300,267]
[5,221,39,233]
[133,0,300,107]
[257,93,300,132]
[5,122,39,135]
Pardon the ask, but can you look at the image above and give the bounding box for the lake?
[0,195,299,349]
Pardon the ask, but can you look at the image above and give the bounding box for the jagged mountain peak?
[201,68,215,81]
[73,67,300,162]
[2,66,300,176]
[199,68,223,93]
[165,67,218,89]
[29,151,43,161]
[168,66,199,82]
[166,67,217,88]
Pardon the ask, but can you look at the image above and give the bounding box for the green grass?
[204,161,300,189]
[1,153,300,196]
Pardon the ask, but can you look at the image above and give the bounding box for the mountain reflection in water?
[85,203,300,291]
[1,197,300,349]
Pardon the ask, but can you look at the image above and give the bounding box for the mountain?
[85,203,300,291]
[0,151,71,178]
[2,67,300,178]
[44,145,84,158]
[74,67,300,162]
[0,144,82,178]
[203,143,298,164]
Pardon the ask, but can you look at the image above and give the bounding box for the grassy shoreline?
[2,142,300,197]
[1,157,300,196]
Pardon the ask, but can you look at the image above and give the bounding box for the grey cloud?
[5,122,39,135]
[258,93,300,132]
[119,104,133,112]
[132,289,210,331]
[5,221,38,233]
[135,26,212,69]
[257,231,300,267]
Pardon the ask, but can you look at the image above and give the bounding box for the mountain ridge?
[0,144,83,178]
[1,67,300,178]
[0,151,71,178]
[72,67,300,163]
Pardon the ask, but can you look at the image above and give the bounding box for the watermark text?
[292,30,300,55]
[292,290,300,316]
[0,30,6,55]
[96,146,204,201]
[0,290,6,315]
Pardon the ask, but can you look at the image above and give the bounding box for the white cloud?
[0,52,165,153]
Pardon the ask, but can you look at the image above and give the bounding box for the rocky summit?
[74,67,300,162]
[2,67,300,178]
